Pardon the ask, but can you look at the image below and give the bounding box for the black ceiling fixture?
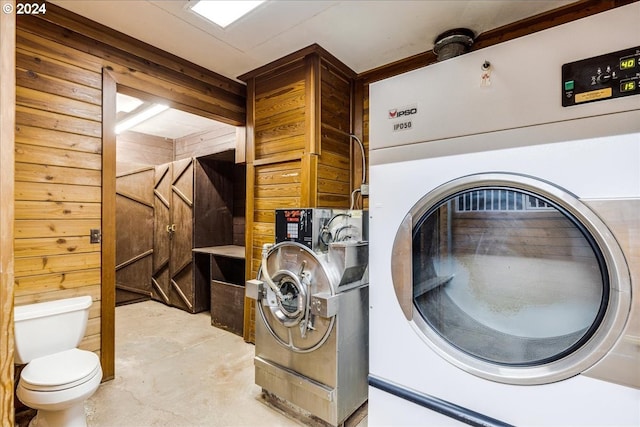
[433,28,476,61]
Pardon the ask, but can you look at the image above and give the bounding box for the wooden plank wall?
[119,126,238,166]
[318,61,352,208]
[241,46,356,342]
[14,27,104,354]
[117,130,173,166]
[233,166,247,247]
[175,125,237,160]
[14,2,246,388]
[0,1,15,423]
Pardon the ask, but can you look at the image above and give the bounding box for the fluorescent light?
[115,104,169,135]
[191,0,265,28]
[116,93,144,113]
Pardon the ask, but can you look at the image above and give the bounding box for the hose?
[261,243,285,301]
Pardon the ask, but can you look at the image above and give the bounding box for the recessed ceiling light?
[191,0,265,29]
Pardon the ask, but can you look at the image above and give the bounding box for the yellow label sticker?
[575,88,613,103]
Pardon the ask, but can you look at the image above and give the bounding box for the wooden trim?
[356,0,635,85]
[101,69,117,381]
[306,54,321,155]
[472,0,637,51]
[239,43,356,81]
[17,7,246,126]
[245,78,256,164]
[300,154,318,207]
[252,151,305,167]
[243,163,256,342]
[352,79,365,193]
[235,127,246,164]
[38,3,245,97]
[0,2,15,424]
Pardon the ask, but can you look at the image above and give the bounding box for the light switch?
[90,229,101,244]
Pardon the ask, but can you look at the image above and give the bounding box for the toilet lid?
[21,348,101,391]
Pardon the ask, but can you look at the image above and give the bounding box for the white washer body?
[368,4,640,426]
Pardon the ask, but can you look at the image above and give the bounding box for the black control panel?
[562,46,640,107]
[275,208,329,249]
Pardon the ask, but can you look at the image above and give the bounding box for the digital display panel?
[562,46,640,107]
[620,80,637,93]
[620,57,636,70]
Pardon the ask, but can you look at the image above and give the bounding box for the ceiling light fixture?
[190,0,265,28]
[115,104,169,135]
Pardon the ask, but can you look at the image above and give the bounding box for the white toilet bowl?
[14,296,103,427]
[17,349,102,427]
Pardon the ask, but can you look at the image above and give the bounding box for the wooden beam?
[37,3,245,97]
[0,1,15,424]
[17,4,246,126]
[101,69,117,381]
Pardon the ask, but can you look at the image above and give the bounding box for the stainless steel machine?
[246,208,368,426]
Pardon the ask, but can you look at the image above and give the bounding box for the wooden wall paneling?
[318,62,353,208]
[38,4,245,96]
[15,124,101,155]
[253,64,306,162]
[14,2,248,386]
[16,29,103,74]
[13,26,106,395]
[106,63,244,125]
[0,1,15,424]
[117,131,173,166]
[19,5,246,125]
[175,126,236,160]
[233,165,247,246]
[15,105,101,138]
[15,252,101,276]
[240,45,356,342]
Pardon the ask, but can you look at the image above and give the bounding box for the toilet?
[14,296,103,427]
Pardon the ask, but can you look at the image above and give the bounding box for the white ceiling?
[55,0,577,139]
[51,0,576,82]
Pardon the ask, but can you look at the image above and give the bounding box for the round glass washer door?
[391,173,631,385]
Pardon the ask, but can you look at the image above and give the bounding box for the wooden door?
[115,165,154,305]
[169,158,195,311]
[152,162,172,305]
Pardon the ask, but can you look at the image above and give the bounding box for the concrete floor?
[87,300,367,427]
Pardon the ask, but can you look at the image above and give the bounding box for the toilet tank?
[14,296,93,364]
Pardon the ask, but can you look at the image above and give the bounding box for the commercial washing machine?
[246,209,369,426]
[368,4,639,426]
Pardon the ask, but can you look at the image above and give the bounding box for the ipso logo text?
[388,105,417,119]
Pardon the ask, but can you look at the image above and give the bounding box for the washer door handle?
[392,213,413,321]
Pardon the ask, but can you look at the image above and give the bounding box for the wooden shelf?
[193,245,245,259]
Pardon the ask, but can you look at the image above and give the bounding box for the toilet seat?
[20,348,101,392]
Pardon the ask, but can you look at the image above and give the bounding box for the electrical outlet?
[360,184,369,196]
[90,229,101,244]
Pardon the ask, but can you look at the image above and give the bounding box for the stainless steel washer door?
[258,242,339,353]
[391,173,632,385]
